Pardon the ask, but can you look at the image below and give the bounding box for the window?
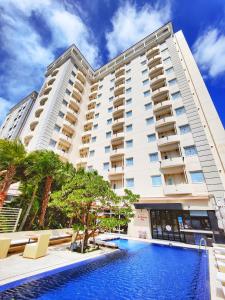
[98,93,102,98]
[126,98,132,105]
[110,78,115,83]
[126,77,131,83]
[190,171,204,183]
[110,87,114,91]
[99,85,103,90]
[142,79,149,86]
[142,69,148,75]
[141,60,146,65]
[49,139,57,148]
[126,110,132,117]
[58,111,65,118]
[184,146,197,156]
[93,124,98,130]
[168,78,177,86]
[161,48,169,56]
[171,91,181,100]
[106,131,111,138]
[65,89,71,95]
[108,107,113,113]
[151,175,162,186]
[68,79,73,86]
[180,124,191,135]
[62,99,68,106]
[89,150,95,157]
[95,113,99,119]
[126,87,132,94]
[109,96,113,102]
[163,57,171,65]
[88,166,93,171]
[126,69,131,74]
[107,118,112,125]
[175,106,185,116]
[54,124,61,132]
[105,146,110,153]
[165,67,174,75]
[126,178,134,188]
[145,102,152,110]
[149,153,159,162]
[103,162,109,170]
[126,157,133,166]
[126,139,133,148]
[147,133,156,142]
[144,90,150,97]
[71,71,76,77]
[97,103,101,108]
[146,117,154,125]
[126,124,133,132]
[91,136,97,143]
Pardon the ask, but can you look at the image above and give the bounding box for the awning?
[134,203,183,210]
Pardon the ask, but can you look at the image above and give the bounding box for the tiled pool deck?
[0,234,223,299]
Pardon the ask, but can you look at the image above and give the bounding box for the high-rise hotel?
[1,22,225,243]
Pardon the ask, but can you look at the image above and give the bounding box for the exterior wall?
[0,91,37,140]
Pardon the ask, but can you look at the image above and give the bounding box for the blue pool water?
[0,239,209,300]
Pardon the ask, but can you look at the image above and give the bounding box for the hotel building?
[1,23,225,243]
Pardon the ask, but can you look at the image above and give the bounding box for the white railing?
[0,207,22,233]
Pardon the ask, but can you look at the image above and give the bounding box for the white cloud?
[193,28,225,77]
[0,97,13,124]
[0,0,100,109]
[106,1,171,59]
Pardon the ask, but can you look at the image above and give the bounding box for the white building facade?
[2,23,225,244]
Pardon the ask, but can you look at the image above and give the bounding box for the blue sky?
[0,0,225,127]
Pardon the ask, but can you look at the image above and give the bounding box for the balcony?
[63,120,75,134]
[157,135,180,149]
[79,143,90,151]
[89,91,97,101]
[82,130,92,138]
[72,90,82,103]
[113,106,125,119]
[88,101,96,110]
[84,121,93,131]
[149,64,164,80]
[148,55,161,69]
[153,100,172,114]
[112,188,125,196]
[115,76,125,87]
[91,82,98,92]
[69,99,80,113]
[77,71,86,85]
[55,148,69,162]
[30,121,38,131]
[114,84,125,97]
[152,86,169,103]
[111,132,124,142]
[74,81,84,93]
[146,46,160,59]
[115,67,125,78]
[108,166,124,179]
[86,110,95,120]
[24,135,33,146]
[59,135,72,148]
[39,96,48,106]
[113,96,124,108]
[51,69,59,77]
[110,148,125,161]
[155,116,175,130]
[163,184,192,196]
[35,108,43,118]
[112,117,124,131]
[66,111,77,124]
[160,157,185,172]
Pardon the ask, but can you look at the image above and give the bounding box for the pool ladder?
[198,238,207,251]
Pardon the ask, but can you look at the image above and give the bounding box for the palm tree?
[0,139,26,207]
[38,151,63,227]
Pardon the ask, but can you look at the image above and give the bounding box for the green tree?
[0,139,26,207]
[50,169,139,253]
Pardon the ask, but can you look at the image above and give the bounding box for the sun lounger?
[216,261,225,272]
[213,247,225,254]
[0,238,11,258]
[23,234,50,259]
[213,243,225,248]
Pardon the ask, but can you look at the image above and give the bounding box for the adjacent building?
[1,22,225,243]
[0,91,38,140]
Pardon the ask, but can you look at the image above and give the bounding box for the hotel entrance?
[150,209,213,244]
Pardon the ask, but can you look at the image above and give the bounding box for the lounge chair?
[216,261,225,272]
[23,234,50,259]
[215,254,225,262]
[0,238,11,258]
[213,246,225,254]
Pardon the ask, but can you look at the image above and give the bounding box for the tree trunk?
[39,176,53,227]
[0,165,16,207]
[19,183,38,231]
[81,228,89,253]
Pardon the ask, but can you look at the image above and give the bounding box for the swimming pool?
[0,239,209,299]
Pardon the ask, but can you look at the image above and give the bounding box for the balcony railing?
[146,46,160,59]
[155,116,175,129]
[153,100,172,113]
[160,156,185,170]
[157,135,180,148]
[163,184,192,195]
